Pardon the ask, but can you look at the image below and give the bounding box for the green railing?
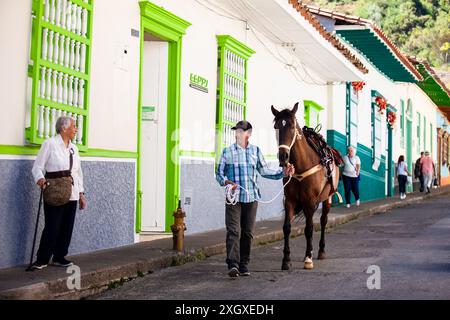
[26,0,93,151]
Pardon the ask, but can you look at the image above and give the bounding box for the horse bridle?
[278,121,302,153]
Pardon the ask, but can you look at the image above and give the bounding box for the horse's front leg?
[318,199,330,260]
[282,202,295,271]
[304,209,314,270]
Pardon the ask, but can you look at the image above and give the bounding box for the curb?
[1,187,449,300]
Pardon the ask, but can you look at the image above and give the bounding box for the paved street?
[92,194,450,300]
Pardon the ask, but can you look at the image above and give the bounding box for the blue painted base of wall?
[180,158,284,235]
[0,159,136,269]
[327,130,386,204]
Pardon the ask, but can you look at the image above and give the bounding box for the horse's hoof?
[304,257,314,270]
[318,251,326,260]
[281,261,291,271]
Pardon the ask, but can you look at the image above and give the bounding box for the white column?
[76,6,82,35]
[51,108,57,137]
[50,0,56,24]
[45,68,52,100]
[62,110,67,117]
[64,36,70,67]
[53,33,60,64]
[42,28,48,60]
[40,66,46,98]
[71,4,77,33]
[51,69,58,101]
[78,79,85,108]
[69,39,75,70]
[63,73,68,104]
[57,72,63,103]
[74,42,80,71]
[44,106,51,138]
[77,114,83,144]
[73,78,79,107]
[81,8,88,37]
[59,35,65,65]
[38,105,45,138]
[55,0,61,26]
[61,0,67,29]
[43,0,50,22]
[66,2,72,31]
[68,75,74,105]
[80,43,86,73]
[57,109,62,121]
[48,30,54,62]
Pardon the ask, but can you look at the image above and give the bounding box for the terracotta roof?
[287,0,368,74]
[303,3,423,81]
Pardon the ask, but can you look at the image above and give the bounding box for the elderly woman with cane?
[29,116,86,270]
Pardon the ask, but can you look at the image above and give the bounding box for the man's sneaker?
[52,257,73,267]
[356,200,360,206]
[239,265,250,276]
[29,262,47,271]
[346,204,351,208]
[228,266,239,278]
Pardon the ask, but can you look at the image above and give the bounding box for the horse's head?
[271,102,300,167]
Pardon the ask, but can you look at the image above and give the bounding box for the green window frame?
[27,0,94,151]
[400,99,405,148]
[416,112,421,154]
[346,83,358,150]
[215,35,255,160]
[423,115,427,151]
[304,100,323,128]
[371,90,382,170]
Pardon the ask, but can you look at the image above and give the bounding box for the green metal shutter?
[400,99,405,148]
[26,0,93,151]
[346,83,358,150]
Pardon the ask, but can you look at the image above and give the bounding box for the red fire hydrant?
[171,200,186,251]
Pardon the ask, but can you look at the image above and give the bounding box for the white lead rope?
[224,174,293,205]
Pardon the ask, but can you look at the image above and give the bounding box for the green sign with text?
[189,73,208,93]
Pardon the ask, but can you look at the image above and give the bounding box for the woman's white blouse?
[32,134,84,201]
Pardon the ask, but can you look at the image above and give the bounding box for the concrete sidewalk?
[1,186,449,300]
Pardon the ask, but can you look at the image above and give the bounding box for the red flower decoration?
[352,81,366,92]
[375,96,387,114]
[387,111,397,128]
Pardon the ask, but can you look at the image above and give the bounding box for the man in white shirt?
[30,117,86,270]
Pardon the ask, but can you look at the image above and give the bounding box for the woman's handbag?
[407,175,413,186]
[43,148,74,206]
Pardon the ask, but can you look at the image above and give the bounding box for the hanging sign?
[142,106,156,121]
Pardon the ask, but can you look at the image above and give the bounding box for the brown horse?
[272,103,341,270]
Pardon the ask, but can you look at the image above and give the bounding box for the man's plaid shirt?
[216,143,285,203]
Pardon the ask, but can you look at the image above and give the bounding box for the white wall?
[0,0,33,145]
[150,0,329,157]
[395,82,439,163]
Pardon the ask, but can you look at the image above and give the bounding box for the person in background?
[396,155,410,200]
[342,146,361,208]
[414,152,425,192]
[420,151,435,194]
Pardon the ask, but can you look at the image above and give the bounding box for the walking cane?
[25,189,43,271]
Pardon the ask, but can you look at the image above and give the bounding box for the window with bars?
[304,100,323,129]
[346,83,358,150]
[400,100,405,148]
[371,91,382,171]
[416,112,421,154]
[215,35,255,158]
[424,116,427,151]
[26,0,93,151]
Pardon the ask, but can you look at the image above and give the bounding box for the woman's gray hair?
[55,116,74,134]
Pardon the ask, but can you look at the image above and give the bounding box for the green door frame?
[136,1,191,233]
[406,99,413,193]
[386,105,396,197]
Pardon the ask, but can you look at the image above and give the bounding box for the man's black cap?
[231,120,253,131]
